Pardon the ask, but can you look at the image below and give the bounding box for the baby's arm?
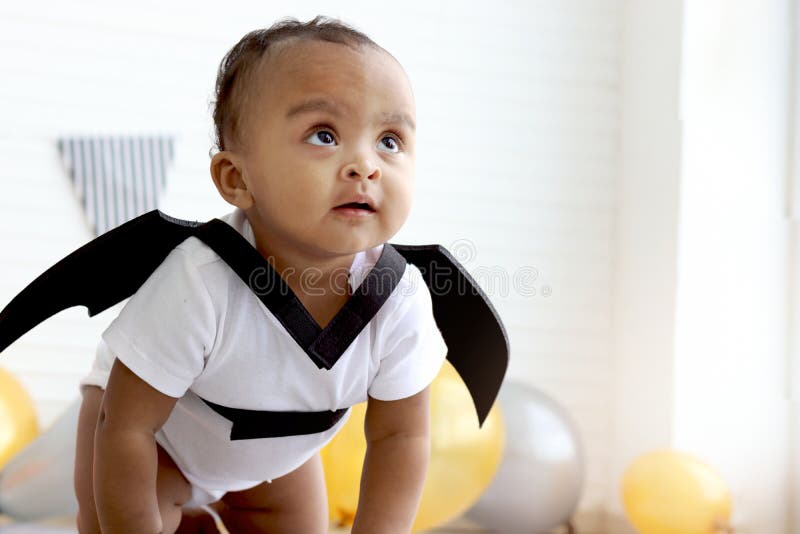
[93,359,179,533]
[351,386,431,534]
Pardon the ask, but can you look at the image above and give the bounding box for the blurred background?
[0,0,797,532]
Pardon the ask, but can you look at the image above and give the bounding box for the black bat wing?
[391,244,510,426]
[0,211,200,353]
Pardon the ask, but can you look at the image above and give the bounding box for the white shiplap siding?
[0,0,621,516]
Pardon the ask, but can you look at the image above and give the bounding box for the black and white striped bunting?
[57,136,175,236]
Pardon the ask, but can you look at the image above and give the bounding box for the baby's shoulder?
[394,261,425,295]
[173,235,227,269]
[378,261,434,322]
[167,236,243,302]
[171,208,251,272]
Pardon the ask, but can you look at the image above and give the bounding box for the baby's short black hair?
[212,16,381,152]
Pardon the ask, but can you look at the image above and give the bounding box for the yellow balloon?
[0,367,39,469]
[322,361,505,532]
[621,449,732,534]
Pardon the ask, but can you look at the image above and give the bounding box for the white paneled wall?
[0,0,621,515]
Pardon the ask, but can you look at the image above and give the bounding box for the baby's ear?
[210,151,253,209]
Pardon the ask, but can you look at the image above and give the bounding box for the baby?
[73,16,447,534]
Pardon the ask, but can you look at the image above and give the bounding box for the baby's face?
[235,39,416,261]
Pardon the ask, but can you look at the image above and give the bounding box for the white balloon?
[0,398,80,520]
[466,381,584,533]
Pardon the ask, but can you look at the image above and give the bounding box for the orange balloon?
[322,361,504,532]
[0,367,39,469]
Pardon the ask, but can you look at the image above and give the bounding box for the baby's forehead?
[228,37,415,145]
[253,39,412,103]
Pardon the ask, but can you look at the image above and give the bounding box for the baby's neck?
[269,252,354,296]
[250,232,354,296]
[264,250,354,329]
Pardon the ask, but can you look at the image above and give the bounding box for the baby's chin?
[309,216,409,258]
[325,235,389,256]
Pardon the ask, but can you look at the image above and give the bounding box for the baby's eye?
[306,130,337,146]
[377,134,401,153]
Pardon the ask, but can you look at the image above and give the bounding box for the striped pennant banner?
[57,136,175,236]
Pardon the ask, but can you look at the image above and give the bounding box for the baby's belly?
[155,391,350,490]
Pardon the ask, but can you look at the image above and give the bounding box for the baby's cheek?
[387,197,413,233]
[398,184,415,215]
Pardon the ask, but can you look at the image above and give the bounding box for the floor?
[0,515,584,533]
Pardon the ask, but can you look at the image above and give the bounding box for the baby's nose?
[341,158,381,181]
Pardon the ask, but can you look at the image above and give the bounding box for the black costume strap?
[201,399,350,440]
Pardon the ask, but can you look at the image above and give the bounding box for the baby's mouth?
[334,202,376,212]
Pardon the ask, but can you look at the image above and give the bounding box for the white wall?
[0,0,623,520]
[791,0,800,529]
[608,0,683,521]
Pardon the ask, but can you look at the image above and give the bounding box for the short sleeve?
[101,245,217,398]
[368,268,448,401]
[79,338,116,391]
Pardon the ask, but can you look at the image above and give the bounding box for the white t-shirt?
[81,208,448,493]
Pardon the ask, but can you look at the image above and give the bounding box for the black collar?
[194,219,407,370]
